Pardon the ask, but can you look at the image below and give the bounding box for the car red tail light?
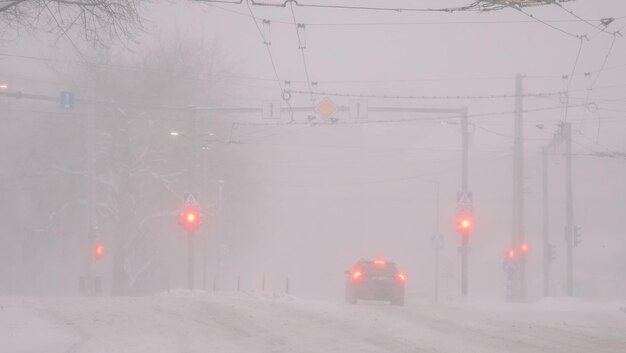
[396,272,406,283]
[352,271,363,281]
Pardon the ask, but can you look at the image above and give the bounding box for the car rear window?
[361,262,397,277]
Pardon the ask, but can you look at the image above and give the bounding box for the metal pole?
[86,70,97,294]
[189,108,198,292]
[188,231,195,290]
[217,180,224,290]
[435,248,440,302]
[564,122,574,296]
[542,145,550,297]
[513,73,525,301]
[461,108,469,298]
[432,180,440,302]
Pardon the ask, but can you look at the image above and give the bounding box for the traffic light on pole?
[181,207,200,231]
[456,213,472,237]
[94,243,105,259]
[520,241,529,257]
[507,248,516,261]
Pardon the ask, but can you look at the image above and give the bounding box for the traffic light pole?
[513,74,526,302]
[461,108,469,298]
[541,145,550,297]
[188,230,195,291]
[564,122,574,296]
[85,68,98,296]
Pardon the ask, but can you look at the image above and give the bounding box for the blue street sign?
[502,260,519,274]
[59,91,75,110]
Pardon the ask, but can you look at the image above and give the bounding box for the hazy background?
[0,0,625,302]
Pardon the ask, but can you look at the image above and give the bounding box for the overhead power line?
[289,89,565,101]
[288,1,314,101]
[204,2,626,28]
[553,1,616,37]
[244,1,283,93]
[244,0,297,121]
[247,0,483,13]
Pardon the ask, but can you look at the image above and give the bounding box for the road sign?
[349,100,368,119]
[59,91,75,110]
[456,191,473,207]
[183,192,199,206]
[262,100,281,119]
[502,260,519,274]
[430,233,444,250]
[315,97,337,119]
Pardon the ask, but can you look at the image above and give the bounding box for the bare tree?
[0,0,145,46]
[67,33,231,295]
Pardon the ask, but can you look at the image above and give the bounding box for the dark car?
[345,259,406,306]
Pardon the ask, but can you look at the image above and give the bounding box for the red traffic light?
[94,243,105,258]
[520,242,529,253]
[456,213,473,235]
[181,208,200,231]
[507,249,516,260]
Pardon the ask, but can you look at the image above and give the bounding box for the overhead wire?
[289,89,565,101]
[472,122,550,141]
[201,1,626,28]
[507,3,584,40]
[228,104,592,134]
[578,32,619,140]
[244,0,296,122]
[248,0,483,13]
[288,1,314,101]
[244,1,282,92]
[553,1,615,37]
[559,35,585,123]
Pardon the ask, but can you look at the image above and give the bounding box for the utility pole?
[460,108,469,298]
[564,122,574,296]
[512,73,526,301]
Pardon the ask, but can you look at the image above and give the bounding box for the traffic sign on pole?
[262,100,281,120]
[456,191,473,208]
[315,97,337,119]
[349,100,368,119]
[430,233,444,250]
[183,192,199,206]
[59,91,75,110]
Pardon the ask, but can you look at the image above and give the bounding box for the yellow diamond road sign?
[315,97,337,119]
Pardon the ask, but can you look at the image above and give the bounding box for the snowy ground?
[2,291,626,353]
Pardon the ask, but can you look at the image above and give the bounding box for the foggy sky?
[1,0,625,301]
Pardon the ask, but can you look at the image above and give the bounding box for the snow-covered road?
[2,292,625,353]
